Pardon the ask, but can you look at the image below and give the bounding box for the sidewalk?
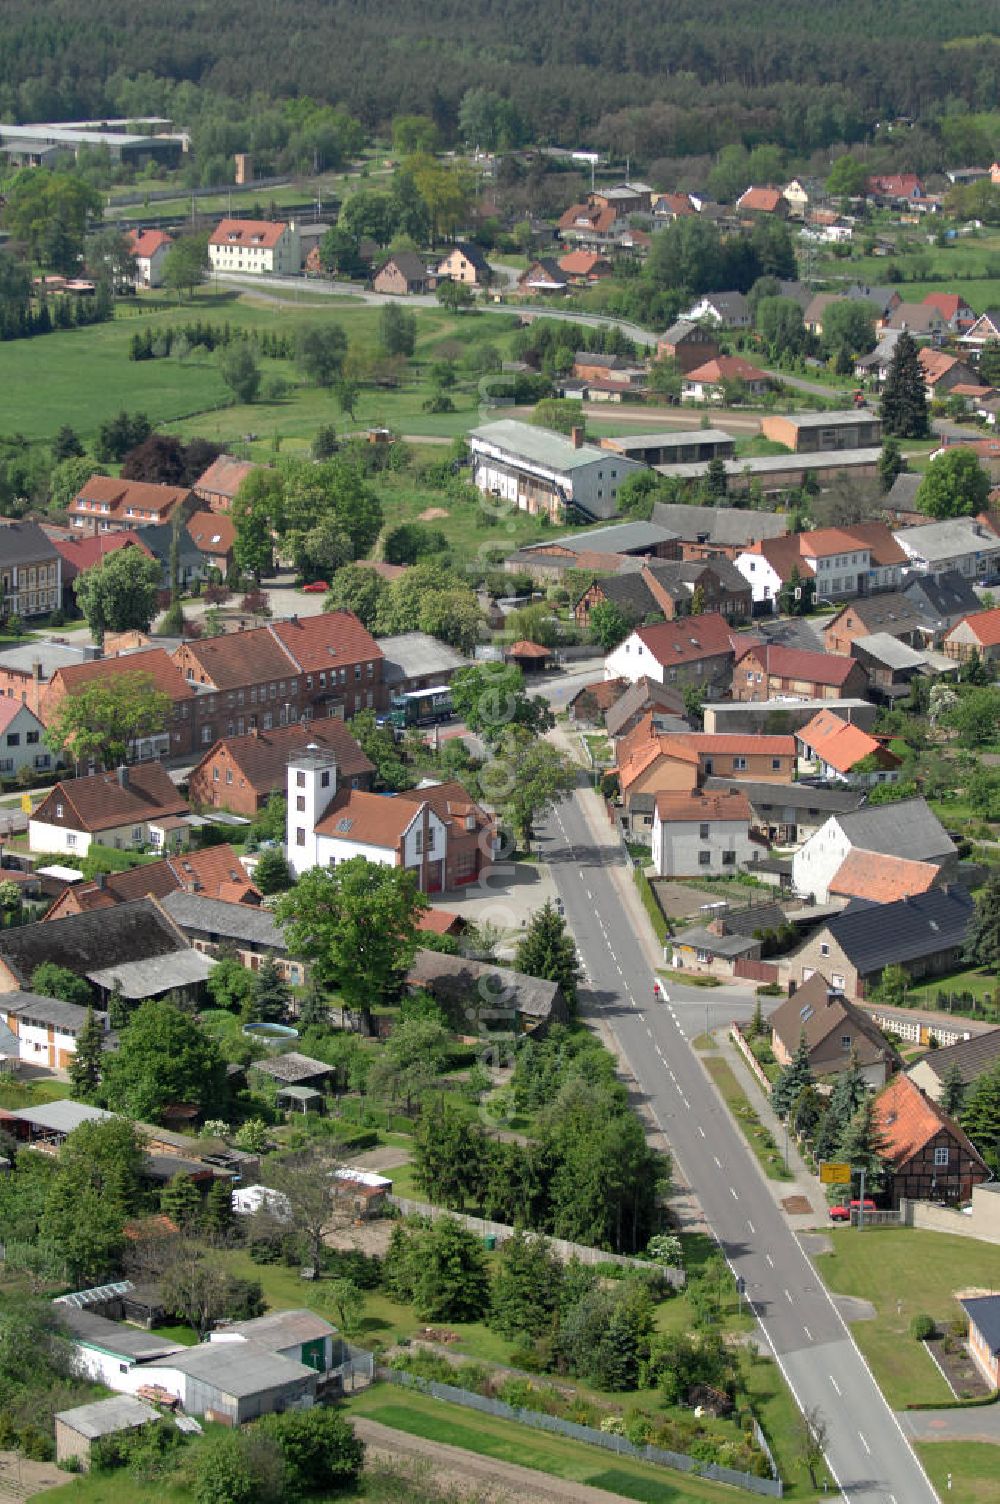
[898,1406,1000,1443]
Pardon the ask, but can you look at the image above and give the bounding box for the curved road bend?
[536,782,939,1504]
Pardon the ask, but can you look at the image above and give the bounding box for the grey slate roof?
[604,678,687,737]
[469,419,635,475]
[824,885,973,975]
[88,947,215,1000]
[148,1340,315,1396]
[0,989,99,1032]
[0,898,190,987]
[671,925,759,958]
[707,779,864,816]
[217,1308,336,1349]
[0,520,59,566]
[651,503,787,547]
[0,639,98,677]
[12,1100,113,1133]
[55,1396,160,1440]
[902,571,985,629]
[407,947,565,1022]
[835,798,956,864]
[56,1306,184,1361]
[896,519,1000,563]
[909,1027,1000,1088]
[551,521,679,554]
[161,890,284,949]
[852,632,928,671]
[960,1296,1000,1356]
[376,631,469,687]
[886,472,922,510]
[379,250,430,282]
[830,592,928,635]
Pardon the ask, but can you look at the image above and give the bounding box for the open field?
[815,1227,1000,1407]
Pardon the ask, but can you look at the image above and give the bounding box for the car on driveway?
[301,580,328,594]
[828,1198,876,1222]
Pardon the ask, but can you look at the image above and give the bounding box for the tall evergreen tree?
[877,437,904,494]
[880,331,929,439]
[837,1096,891,1194]
[515,901,581,1011]
[488,1228,563,1339]
[68,1006,104,1100]
[249,957,291,1023]
[966,870,1000,975]
[940,1060,967,1117]
[202,1176,235,1242]
[960,1061,1000,1172]
[772,1032,813,1119]
[160,1171,202,1228]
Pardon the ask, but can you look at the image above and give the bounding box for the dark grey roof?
[0,989,100,1032]
[769,971,893,1065]
[902,571,985,628]
[553,521,679,554]
[824,886,973,975]
[651,503,787,548]
[714,902,787,937]
[836,798,956,864]
[0,521,59,566]
[407,947,564,1022]
[831,592,928,635]
[55,1396,160,1440]
[381,250,430,281]
[142,522,201,575]
[660,319,700,343]
[448,240,490,272]
[604,678,686,736]
[960,1295,1000,1356]
[671,925,759,958]
[692,290,749,320]
[909,1027,1000,1087]
[0,898,189,987]
[707,779,864,816]
[87,947,214,1000]
[376,632,469,687]
[886,472,922,510]
[161,891,284,949]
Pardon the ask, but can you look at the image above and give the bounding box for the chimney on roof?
[117,766,128,789]
[707,917,728,937]
[571,426,584,449]
[95,872,106,890]
[290,613,298,626]
[31,661,42,682]
[826,988,841,1007]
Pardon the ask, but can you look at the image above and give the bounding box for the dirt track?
[354,1417,640,1504]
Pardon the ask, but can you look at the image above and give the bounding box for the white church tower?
[286,745,337,878]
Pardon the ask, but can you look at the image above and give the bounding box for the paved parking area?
[431,859,557,950]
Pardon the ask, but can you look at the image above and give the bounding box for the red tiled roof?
[866,174,923,197]
[210,218,289,249]
[632,613,743,668]
[417,908,463,935]
[558,251,610,276]
[656,193,695,216]
[654,789,751,822]
[829,850,939,904]
[873,1074,986,1171]
[796,709,889,772]
[51,648,195,705]
[918,348,961,384]
[685,356,769,385]
[396,779,490,835]
[738,186,784,213]
[127,229,172,258]
[0,699,32,734]
[194,716,374,793]
[669,733,795,757]
[186,511,236,556]
[69,475,192,526]
[557,204,617,235]
[922,293,966,321]
[52,530,153,580]
[178,611,382,689]
[740,644,861,688]
[194,455,259,500]
[34,762,189,834]
[949,606,1000,648]
[46,843,258,914]
[506,640,551,658]
[314,788,422,846]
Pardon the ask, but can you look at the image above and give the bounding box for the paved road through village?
[538,781,940,1504]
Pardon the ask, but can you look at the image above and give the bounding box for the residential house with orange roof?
[866,173,924,204]
[769,972,895,1087]
[188,716,374,818]
[41,648,198,763]
[29,762,191,859]
[615,717,794,833]
[68,476,194,537]
[943,605,1000,664]
[736,522,905,610]
[208,219,300,276]
[791,797,958,904]
[681,355,770,403]
[185,511,236,576]
[193,455,262,514]
[285,747,493,892]
[827,850,940,905]
[795,709,901,786]
[922,292,976,333]
[172,610,387,743]
[872,1073,988,1206]
[558,251,612,284]
[736,185,788,217]
[126,228,172,287]
[557,203,621,247]
[650,788,759,878]
[604,612,746,691]
[733,644,869,703]
[43,843,259,921]
[917,347,978,402]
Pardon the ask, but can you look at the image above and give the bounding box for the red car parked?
[828,1198,876,1222]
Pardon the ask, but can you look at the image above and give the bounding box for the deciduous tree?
[43,671,171,769]
[916,448,990,519]
[479,729,575,850]
[74,546,162,643]
[100,1001,227,1123]
[162,233,210,298]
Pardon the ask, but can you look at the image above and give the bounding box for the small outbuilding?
[960,1295,1000,1390]
[504,640,552,673]
[55,1396,161,1470]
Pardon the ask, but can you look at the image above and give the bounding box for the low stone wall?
[900,1190,1000,1246]
[730,1026,774,1097]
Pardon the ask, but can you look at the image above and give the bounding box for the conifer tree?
[966,870,1000,975]
[837,1096,891,1193]
[515,901,581,1010]
[940,1060,967,1118]
[881,330,929,438]
[69,1006,105,1100]
[961,1061,1000,1172]
[160,1171,202,1228]
[772,1031,813,1119]
[250,957,291,1023]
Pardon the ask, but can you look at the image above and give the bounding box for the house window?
[733,757,747,771]
[841,1035,852,1050]
[66,832,77,848]
[698,850,711,865]
[26,731,38,745]
[832,973,845,989]
[296,795,305,812]
[296,827,306,846]
[696,949,710,963]
[201,727,212,745]
[771,758,782,771]
[321,770,330,788]
[722,850,736,865]
[933,1145,950,1167]
[55,802,64,818]
[213,767,220,781]
[296,771,306,787]
[6,733,18,747]
[820,942,830,956]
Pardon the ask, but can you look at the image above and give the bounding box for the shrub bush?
[911,1313,937,1341]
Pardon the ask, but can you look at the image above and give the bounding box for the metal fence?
[387,1196,685,1286]
[378,1368,782,1497]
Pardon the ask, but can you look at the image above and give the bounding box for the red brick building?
[873,1074,989,1207]
[188,716,375,817]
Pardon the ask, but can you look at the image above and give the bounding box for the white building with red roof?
[126,228,172,287]
[208,219,301,276]
[650,788,758,877]
[604,613,746,691]
[681,355,770,403]
[0,698,52,781]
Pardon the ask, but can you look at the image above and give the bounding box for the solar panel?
[336,818,353,833]
[800,1004,814,1021]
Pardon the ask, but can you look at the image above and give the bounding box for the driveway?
[899,1407,1000,1444]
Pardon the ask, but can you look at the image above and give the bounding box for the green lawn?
[0,1077,71,1110]
[901,965,1000,1016]
[915,1442,1000,1504]
[814,1227,1000,1407]
[701,1057,793,1182]
[344,1385,810,1503]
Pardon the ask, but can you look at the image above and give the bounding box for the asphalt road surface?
[539,784,939,1504]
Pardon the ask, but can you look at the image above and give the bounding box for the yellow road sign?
[20,794,32,815]
[820,1161,851,1185]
